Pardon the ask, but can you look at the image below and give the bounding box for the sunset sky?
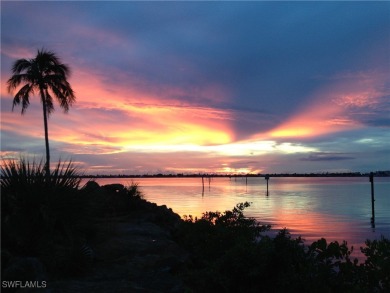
[1,1,389,175]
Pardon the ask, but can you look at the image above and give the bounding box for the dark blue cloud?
[300,153,355,162]
[0,130,44,154]
[4,1,388,114]
[1,1,389,173]
[364,118,390,128]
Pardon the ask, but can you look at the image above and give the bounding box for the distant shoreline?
[80,171,390,179]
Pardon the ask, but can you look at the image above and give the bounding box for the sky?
[1,1,389,175]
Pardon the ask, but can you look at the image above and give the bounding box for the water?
[85,176,390,257]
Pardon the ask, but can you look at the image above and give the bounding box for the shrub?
[360,236,390,291]
[176,202,390,292]
[177,202,270,262]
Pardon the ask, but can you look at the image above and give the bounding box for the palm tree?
[7,49,75,177]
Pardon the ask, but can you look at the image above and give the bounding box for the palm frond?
[7,74,33,92]
[7,75,22,91]
[47,63,71,77]
[36,49,60,63]
[11,59,31,74]
[12,84,33,114]
[47,78,75,112]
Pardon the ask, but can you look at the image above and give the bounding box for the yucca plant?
[1,158,46,192]
[48,159,82,190]
[0,157,81,192]
[1,158,87,274]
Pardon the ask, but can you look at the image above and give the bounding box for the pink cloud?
[265,69,388,139]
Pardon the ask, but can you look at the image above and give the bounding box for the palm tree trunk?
[40,88,50,180]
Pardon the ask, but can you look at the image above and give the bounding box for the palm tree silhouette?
[7,49,75,177]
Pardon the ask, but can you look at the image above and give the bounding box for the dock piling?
[265,174,270,196]
[202,176,205,196]
[369,172,375,227]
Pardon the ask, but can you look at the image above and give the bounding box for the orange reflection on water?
[84,176,387,262]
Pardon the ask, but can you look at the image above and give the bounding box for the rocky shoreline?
[51,183,189,292]
[3,182,389,292]
[50,209,188,292]
[2,183,189,292]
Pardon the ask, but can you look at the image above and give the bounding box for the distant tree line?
[80,170,390,179]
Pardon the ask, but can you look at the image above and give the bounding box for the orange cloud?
[268,103,359,139]
[2,66,234,155]
[266,69,387,139]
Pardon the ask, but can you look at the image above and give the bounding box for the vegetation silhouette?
[175,203,390,292]
[1,159,389,291]
[7,49,75,177]
[1,158,144,278]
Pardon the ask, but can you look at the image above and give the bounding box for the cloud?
[363,118,390,128]
[300,153,355,162]
[1,1,389,174]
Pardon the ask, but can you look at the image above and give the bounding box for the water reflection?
[87,176,390,257]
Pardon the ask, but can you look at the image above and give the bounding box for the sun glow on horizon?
[2,46,387,175]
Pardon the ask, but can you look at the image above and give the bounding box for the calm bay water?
[87,176,390,256]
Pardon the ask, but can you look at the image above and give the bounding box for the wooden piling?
[265,174,270,196]
[202,176,205,195]
[369,172,375,227]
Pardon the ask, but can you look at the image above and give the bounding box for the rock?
[102,184,125,193]
[49,207,188,292]
[82,180,100,191]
